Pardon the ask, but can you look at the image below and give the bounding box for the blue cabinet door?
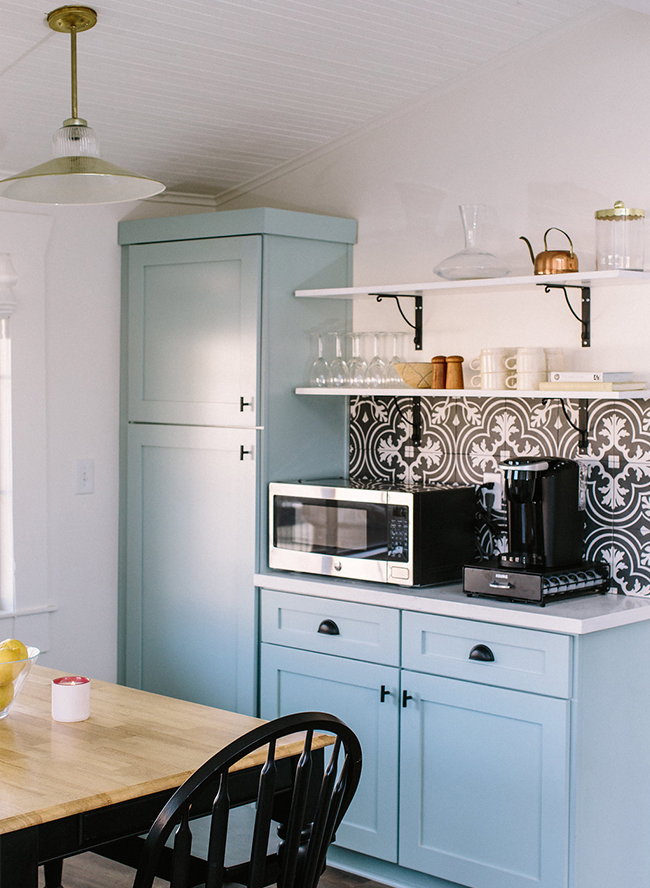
[126,236,261,428]
[126,423,256,715]
[260,643,399,862]
[399,670,570,888]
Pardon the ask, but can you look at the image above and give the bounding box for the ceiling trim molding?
[145,191,219,208]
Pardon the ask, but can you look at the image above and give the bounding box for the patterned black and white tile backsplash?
[349,395,650,596]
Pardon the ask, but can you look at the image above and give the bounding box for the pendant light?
[0,6,165,205]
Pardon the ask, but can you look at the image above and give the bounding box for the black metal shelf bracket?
[538,283,591,347]
[543,397,590,453]
[371,293,423,351]
[412,396,422,446]
[383,393,423,446]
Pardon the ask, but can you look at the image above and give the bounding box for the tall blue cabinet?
[118,208,356,714]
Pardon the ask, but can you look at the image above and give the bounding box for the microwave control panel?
[387,506,409,561]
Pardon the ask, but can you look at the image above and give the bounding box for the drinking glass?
[365,334,387,387]
[347,333,367,387]
[309,335,332,387]
[329,333,350,387]
[384,332,406,386]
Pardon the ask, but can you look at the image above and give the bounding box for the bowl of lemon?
[0,638,39,718]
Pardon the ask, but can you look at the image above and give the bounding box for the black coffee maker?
[499,457,583,569]
[464,456,610,604]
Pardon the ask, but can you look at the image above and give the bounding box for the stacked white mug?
[505,347,547,390]
[469,347,510,389]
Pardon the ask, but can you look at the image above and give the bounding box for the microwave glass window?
[273,496,400,559]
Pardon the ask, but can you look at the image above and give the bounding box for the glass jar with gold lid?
[595,200,645,271]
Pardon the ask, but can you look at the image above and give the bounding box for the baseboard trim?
[327,847,462,888]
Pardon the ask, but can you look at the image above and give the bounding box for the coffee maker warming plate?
[463,561,610,606]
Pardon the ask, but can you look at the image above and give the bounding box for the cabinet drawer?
[260,590,400,666]
[402,611,572,698]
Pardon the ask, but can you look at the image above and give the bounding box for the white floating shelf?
[295,387,648,400]
[295,270,650,298]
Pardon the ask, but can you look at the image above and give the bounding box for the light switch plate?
[76,459,94,494]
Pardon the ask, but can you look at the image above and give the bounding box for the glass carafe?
[434,204,509,280]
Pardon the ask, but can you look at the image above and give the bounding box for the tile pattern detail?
[349,396,650,596]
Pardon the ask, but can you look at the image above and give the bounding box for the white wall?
[214,7,650,375]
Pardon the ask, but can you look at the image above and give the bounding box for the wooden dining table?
[0,665,326,888]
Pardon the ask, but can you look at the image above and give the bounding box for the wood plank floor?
[38,852,389,888]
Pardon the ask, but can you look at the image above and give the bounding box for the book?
[549,371,633,383]
[539,380,646,392]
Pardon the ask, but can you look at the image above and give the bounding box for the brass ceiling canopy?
[0,5,165,205]
[47,6,97,34]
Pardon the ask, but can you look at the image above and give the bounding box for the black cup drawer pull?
[469,643,495,662]
[317,619,340,636]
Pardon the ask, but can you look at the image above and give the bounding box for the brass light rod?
[46,6,97,123]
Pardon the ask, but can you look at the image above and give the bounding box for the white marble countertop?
[254,570,650,635]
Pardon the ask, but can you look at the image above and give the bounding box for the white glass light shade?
[0,156,166,205]
[52,122,100,157]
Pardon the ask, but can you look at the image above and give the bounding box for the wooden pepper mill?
[445,355,464,389]
[431,355,447,389]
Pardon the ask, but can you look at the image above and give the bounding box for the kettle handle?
[543,227,574,257]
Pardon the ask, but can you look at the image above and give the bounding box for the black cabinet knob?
[469,643,495,662]
[317,619,340,636]
[402,690,413,708]
[380,685,390,703]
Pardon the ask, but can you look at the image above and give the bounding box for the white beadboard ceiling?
[0,0,617,198]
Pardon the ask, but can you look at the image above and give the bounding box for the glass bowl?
[0,646,39,718]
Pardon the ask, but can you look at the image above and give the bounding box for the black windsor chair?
[129,710,362,888]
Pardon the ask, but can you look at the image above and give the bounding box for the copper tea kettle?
[520,228,578,275]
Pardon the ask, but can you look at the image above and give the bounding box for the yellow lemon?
[0,638,28,659]
[0,639,28,684]
[0,680,14,710]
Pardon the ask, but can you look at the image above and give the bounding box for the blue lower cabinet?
[398,669,570,888]
[259,643,400,861]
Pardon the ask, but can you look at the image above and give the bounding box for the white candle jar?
[595,200,645,271]
[52,675,91,722]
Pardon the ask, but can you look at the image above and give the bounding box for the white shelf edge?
[295,269,650,298]
[295,387,649,400]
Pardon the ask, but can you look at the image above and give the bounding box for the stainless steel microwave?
[268,479,476,586]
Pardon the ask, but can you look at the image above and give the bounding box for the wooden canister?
[431,355,447,389]
[445,355,464,389]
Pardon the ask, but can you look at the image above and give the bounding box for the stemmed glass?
[309,335,332,387]
[347,333,367,387]
[384,332,406,386]
[365,334,387,387]
[329,334,350,387]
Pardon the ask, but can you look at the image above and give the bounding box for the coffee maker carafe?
[499,457,584,569]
